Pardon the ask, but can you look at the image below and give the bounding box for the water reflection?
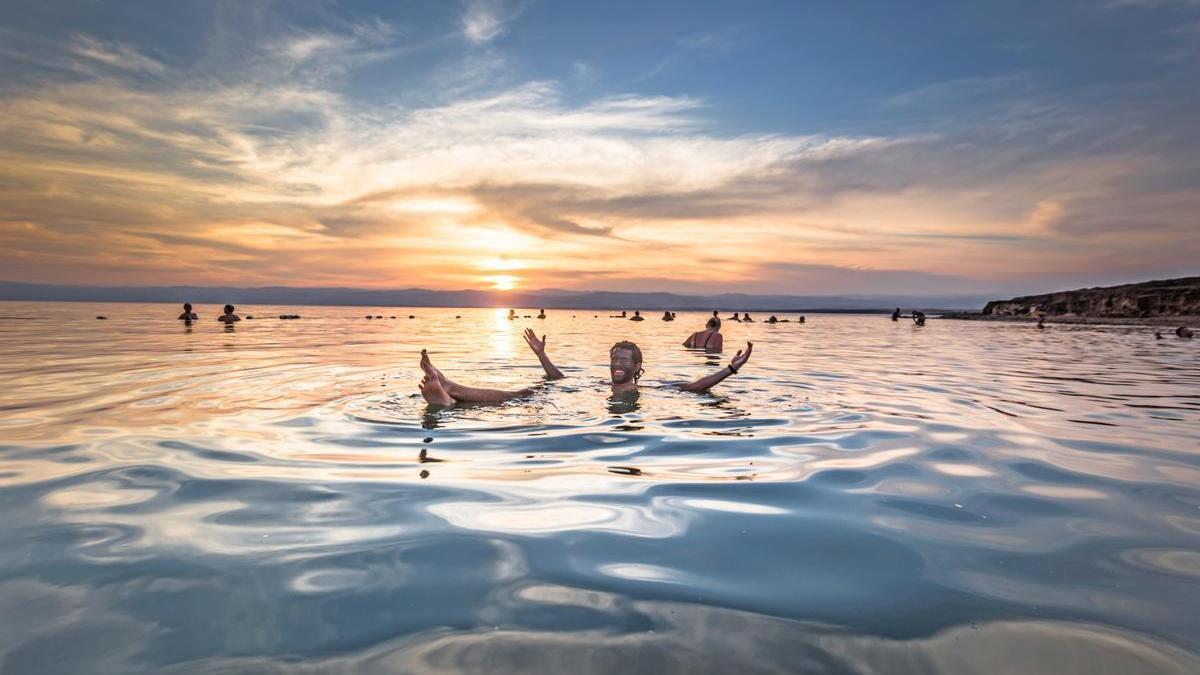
[607,390,641,416]
[0,303,1198,673]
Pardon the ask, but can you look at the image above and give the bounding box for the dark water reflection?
[1,303,1198,673]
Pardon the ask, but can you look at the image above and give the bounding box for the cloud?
[462,0,510,44]
[68,35,164,73]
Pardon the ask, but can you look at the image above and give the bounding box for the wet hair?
[706,317,720,329]
[609,340,645,381]
[183,303,192,311]
[224,304,235,313]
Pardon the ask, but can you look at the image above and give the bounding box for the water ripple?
[1,304,1198,673]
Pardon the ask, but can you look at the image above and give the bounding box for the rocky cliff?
[981,277,1200,318]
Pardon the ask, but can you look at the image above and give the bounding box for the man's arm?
[678,342,752,392]
[524,328,565,380]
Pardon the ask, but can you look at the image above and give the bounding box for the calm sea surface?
[1,302,1198,674]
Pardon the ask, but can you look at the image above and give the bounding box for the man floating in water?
[418,328,752,406]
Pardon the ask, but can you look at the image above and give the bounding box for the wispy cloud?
[68,35,164,73]
[462,0,510,44]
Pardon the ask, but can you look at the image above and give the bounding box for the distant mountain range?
[0,281,993,312]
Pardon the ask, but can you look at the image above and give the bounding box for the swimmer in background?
[611,310,628,318]
[892,307,901,321]
[417,328,752,406]
[630,310,645,321]
[683,317,723,352]
[742,313,753,322]
[178,303,198,321]
[217,304,241,324]
[912,310,926,326]
[662,311,674,321]
[767,315,779,324]
[508,309,517,320]
[798,315,806,324]
[537,309,546,319]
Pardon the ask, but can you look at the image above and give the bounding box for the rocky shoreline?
[939,312,1200,327]
[941,276,1200,326]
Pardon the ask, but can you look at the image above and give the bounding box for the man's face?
[609,348,640,385]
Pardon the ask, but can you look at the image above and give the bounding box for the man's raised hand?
[730,342,753,372]
[523,328,547,355]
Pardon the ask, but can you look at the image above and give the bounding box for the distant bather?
[684,317,724,353]
[217,304,241,324]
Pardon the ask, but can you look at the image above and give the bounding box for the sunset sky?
[1,0,1197,296]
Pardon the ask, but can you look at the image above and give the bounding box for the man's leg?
[420,350,533,403]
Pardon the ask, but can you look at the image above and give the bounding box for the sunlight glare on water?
[1,302,1198,674]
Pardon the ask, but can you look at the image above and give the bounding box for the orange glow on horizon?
[487,275,520,290]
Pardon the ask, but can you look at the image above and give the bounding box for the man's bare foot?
[420,349,454,389]
[419,374,456,407]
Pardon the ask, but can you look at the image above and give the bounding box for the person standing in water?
[683,317,724,352]
[217,304,241,324]
[912,310,926,326]
[417,328,752,406]
[891,308,901,321]
[178,303,198,321]
[630,311,644,321]
[508,309,518,320]
[537,309,547,319]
